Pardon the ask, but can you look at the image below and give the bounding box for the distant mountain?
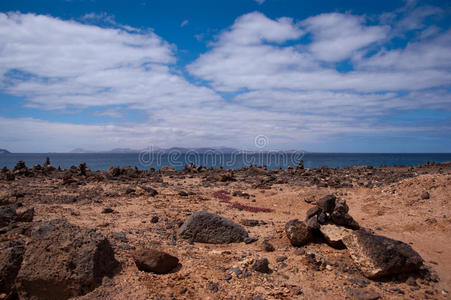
[69,147,239,154]
[0,149,11,154]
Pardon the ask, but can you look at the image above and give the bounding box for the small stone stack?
[285,194,359,247]
[285,194,425,280]
[306,194,359,231]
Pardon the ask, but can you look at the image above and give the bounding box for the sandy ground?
[1,163,450,299]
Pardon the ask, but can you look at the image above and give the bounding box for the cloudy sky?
[0,0,450,152]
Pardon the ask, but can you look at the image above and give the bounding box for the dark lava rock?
[421,192,430,200]
[178,211,248,244]
[241,219,260,227]
[285,219,313,247]
[15,219,118,300]
[0,206,16,227]
[316,195,336,213]
[16,207,34,223]
[107,166,121,177]
[331,211,360,230]
[342,230,423,279]
[178,191,189,197]
[244,237,258,244]
[208,281,219,292]
[334,200,349,214]
[252,258,271,273]
[150,216,159,223]
[306,215,320,231]
[263,240,275,252]
[102,208,115,214]
[305,206,322,219]
[134,249,179,274]
[318,212,328,224]
[0,239,26,296]
[14,160,26,171]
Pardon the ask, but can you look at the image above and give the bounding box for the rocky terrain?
[0,160,450,299]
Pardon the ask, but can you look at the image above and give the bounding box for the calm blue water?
[0,152,450,171]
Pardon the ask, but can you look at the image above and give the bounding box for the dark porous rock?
[421,192,430,200]
[316,194,336,213]
[318,212,328,224]
[102,208,115,214]
[15,207,34,223]
[139,186,158,197]
[107,166,121,177]
[349,288,381,300]
[0,206,16,227]
[305,206,322,219]
[14,160,27,171]
[178,211,248,244]
[331,211,360,230]
[178,191,189,197]
[342,230,423,279]
[241,219,260,227]
[244,237,258,244]
[0,239,26,296]
[134,249,179,274]
[263,240,275,252]
[306,215,320,231]
[252,258,271,273]
[150,216,159,223]
[334,200,349,214]
[285,219,313,247]
[15,218,118,300]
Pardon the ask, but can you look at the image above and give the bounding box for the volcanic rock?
[15,207,34,223]
[178,211,248,244]
[252,258,271,273]
[421,192,430,200]
[134,249,179,274]
[0,239,25,296]
[306,215,320,231]
[305,206,322,219]
[285,219,313,247]
[15,218,118,299]
[319,223,352,248]
[317,195,336,213]
[331,211,360,230]
[342,230,423,279]
[0,206,16,227]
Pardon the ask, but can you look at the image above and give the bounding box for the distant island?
[0,149,11,154]
[69,147,240,154]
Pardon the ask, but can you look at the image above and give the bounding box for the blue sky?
[0,0,450,152]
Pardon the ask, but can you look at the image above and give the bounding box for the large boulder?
[285,219,313,246]
[15,219,119,299]
[134,249,179,274]
[178,211,248,244]
[0,239,26,297]
[342,230,423,279]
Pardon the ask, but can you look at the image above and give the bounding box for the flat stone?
[342,230,423,279]
[319,223,353,248]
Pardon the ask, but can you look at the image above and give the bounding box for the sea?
[1,152,451,171]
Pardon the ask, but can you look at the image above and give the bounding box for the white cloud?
[254,0,265,5]
[0,7,450,152]
[303,13,388,62]
[181,20,189,27]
